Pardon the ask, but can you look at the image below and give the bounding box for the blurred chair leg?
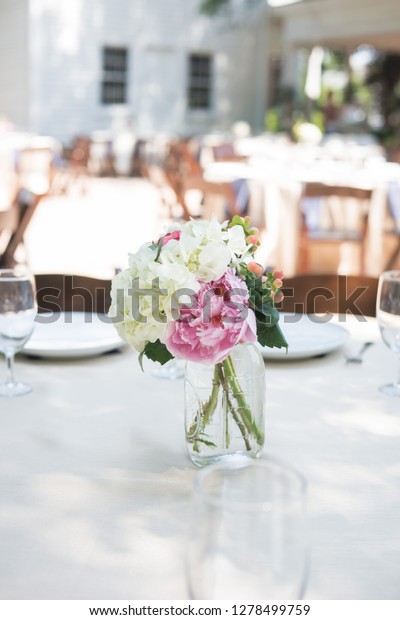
[386,240,400,270]
[0,191,44,268]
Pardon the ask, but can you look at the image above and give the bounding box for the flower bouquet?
[109,216,287,465]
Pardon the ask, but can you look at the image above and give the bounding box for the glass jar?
[184,342,265,467]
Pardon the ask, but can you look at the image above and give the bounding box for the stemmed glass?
[0,268,37,397]
[376,270,400,397]
[151,358,184,380]
[186,457,309,600]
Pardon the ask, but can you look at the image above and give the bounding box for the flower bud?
[247,235,259,245]
[247,261,263,277]
[273,270,284,280]
[274,291,284,303]
[273,278,283,288]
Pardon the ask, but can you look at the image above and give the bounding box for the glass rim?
[379,270,400,281]
[192,455,307,512]
[0,267,34,281]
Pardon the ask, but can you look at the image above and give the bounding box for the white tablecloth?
[0,316,399,600]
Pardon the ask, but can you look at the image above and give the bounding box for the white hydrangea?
[225,224,248,258]
[109,217,252,353]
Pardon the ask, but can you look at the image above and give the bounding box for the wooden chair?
[63,135,92,192]
[0,205,19,257]
[0,144,57,267]
[385,230,400,270]
[279,274,378,317]
[0,190,43,268]
[160,139,239,221]
[298,183,373,274]
[16,146,54,196]
[145,164,190,220]
[35,274,111,314]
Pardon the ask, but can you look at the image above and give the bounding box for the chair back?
[299,183,374,274]
[16,147,53,195]
[35,274,111,314]
[280,274,378,317]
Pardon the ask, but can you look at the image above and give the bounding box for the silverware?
[345,341,374,364]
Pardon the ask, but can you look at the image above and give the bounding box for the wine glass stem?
[5,353,16,387]
[397,355,400,388]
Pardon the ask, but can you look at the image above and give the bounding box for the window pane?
[101,47,128,104]
[188,53,212,110]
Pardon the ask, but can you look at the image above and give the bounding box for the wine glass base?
[379,383,400,398]
[0,382,33,397]
[151,360,184,380]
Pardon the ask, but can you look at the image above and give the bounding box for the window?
[101,47,128,104]
[188,53,212,110]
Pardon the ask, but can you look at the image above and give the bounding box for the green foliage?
[310,110,324,133]
[245,272,288,351]
[256,316,287,350]
[139,339,174,370]
[199,0,229,15]
[265,109,280,133]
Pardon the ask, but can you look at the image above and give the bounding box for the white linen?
[0,316,399,600]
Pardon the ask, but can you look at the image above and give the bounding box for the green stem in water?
[217,363,251,452]
[187,364,221,445]
[222,354,264,446]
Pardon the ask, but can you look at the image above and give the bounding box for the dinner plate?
[260,313,349,360]
[22,312,125,359]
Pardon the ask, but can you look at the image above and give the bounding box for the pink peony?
[164,269,257,364]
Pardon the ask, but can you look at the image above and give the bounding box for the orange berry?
[247,261,263,277]
[247,235,258,245]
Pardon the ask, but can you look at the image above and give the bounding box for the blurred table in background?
[204,155,400,277]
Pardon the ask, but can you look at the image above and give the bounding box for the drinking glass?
[376,270,400,397]
[0,268,36,397]
[186,457,309,600]
[151,358,184,380]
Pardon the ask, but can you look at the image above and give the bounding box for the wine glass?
[151,358,184,380]
[376,270,400,397]
[0,268,36,397]
[186,457,309,600]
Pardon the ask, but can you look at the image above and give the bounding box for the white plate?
[260,314,349,360]
[22,312,125,359]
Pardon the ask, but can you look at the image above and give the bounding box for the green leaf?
[154,236,164,261]
[257,317,288,350]
[259,300,280,326]
[141,339,174,367]
[229,214,245,227]
[195,437,217,448]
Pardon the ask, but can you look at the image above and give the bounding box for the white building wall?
[0,0,29,129]
[26,0,265,143]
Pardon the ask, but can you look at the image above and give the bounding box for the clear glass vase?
[184,342,265,467]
